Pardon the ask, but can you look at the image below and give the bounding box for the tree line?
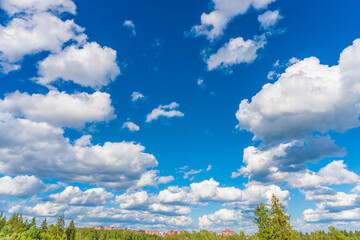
[0,195,359,239]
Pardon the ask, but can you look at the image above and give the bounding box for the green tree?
[66,219,76,240]
[30,217,36,227]
[329,226,347,240]
[40,218,48,232]
[55,214,65,238]
[254,203,272,240]
[270,194,294,239]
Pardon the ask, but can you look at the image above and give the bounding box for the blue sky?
[1,0,360,233]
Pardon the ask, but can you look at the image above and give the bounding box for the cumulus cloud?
[157,178,289,207]
[199,208,240,229]
[236,39,360,142]
[122,121,140,132]
[287,160,360,188]
[301,185,360,223]
[206,35,266,70]
[231,136,345,183]
[0,175,46,198]
[191,0,276,40]
[114,190,189,216]
[146,102,184,122]
[123,20,136,36]
[0,117,158,189]
[258,10,282,29]
[136,170,174,187]
[36,42,120,89]
[48,186,114,206]
[0,13,86,72]
[131,92,145,102]
[0,90,115,128]
[0,0,76,16]
[115,191,150,210]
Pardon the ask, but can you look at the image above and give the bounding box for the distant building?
[222,229,234,236]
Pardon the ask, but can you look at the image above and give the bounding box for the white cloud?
[301,185,360,223]
[236,39,360,142]
[0,175,46,198]
[257,10,282,29]
[206,165,212,171]
[197,78,206,89]
[114,191,189,215]
[231,136,345,184]
[48,186,114,206]
[0,13,86,72]
[0,0,76,16]
[0,117,158,189]
[131,92,145,102]
[191,0,276,40]
[115,191,149,209]
[148,203,191,215]
[23,202,68,217]
[183,169,203,180]
[146,102,184,122]
[206,35,266,71]
[199,208,239,229]
[287,160,360,188]
[123,20,136,36]
[36,42,120,89]
[136,170,174,187]
[157,178,289,207]
[123,121,140,132]
[0,90,115,128]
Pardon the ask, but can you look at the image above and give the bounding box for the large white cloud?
[48,186,114,206]
[36,42,120,89]
[0,175,46,198]
[191,0,276,40]
[206,35,266,70]
[0,117,158,189]
[232,136,345,183]
[0,13,86,72]
[287,160,360,188]
[0,0,76,16]
[236,39,360,142]
[0,90,115,128]
[302,185,360,223]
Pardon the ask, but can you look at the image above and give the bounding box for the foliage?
[0,208,360,240]
[254,203,272,240]
[254,195,295,240]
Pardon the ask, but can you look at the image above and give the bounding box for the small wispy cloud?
[123,20,136,36]
[146,102,184,123]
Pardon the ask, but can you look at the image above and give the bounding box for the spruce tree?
[66,219,76,240]
[30,217,36,227]
[40,218,48,232]
[254,203,272,240]
[270,194,293,239]
[55,214,65,237]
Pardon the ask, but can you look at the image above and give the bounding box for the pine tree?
[66,220,76,240]
[270,194,293,239]
[254,203,272,240]
[30,217,36,227]
[55,214,65,237]
[40,218,48,232]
